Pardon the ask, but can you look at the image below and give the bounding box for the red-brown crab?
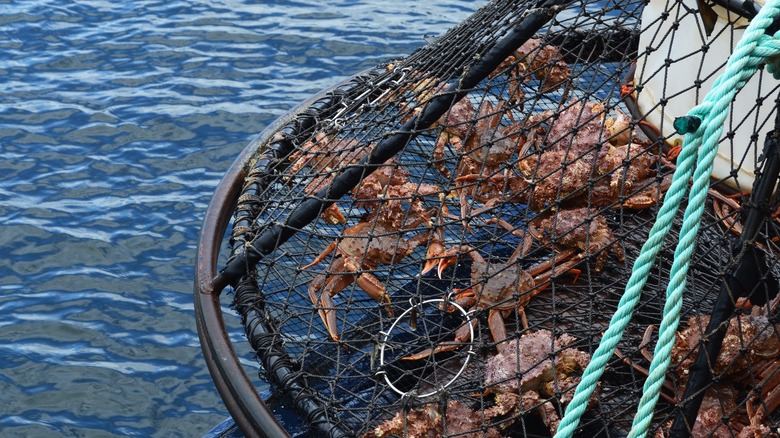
[437,99,545,224]
[529,207,625,272]
[520,143,667,212]
[432,97,477,178]
[481,330,596,435]
[352,162,442,230]
[451,110,555,211]
[517,101,667,211]
[517,101,609,210]
[671,312,780,438]
[288,132,374,224]
[289,131,371,176]
[545,100,610,157]
[367,399,504,438]
[433,98,520,181]
[405,221,580,360]
[304,221,431,341]
[491,38,571,102]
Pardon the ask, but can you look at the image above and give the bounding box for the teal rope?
[554,4,780,437]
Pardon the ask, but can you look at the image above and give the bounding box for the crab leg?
[308,273,331,340]
[302,240,337,269]
[402,318,475,361]
[321,204,347,225]
[748,361,780,421]
[308,266,357,341]
[639,325,657,363]
[485,217,534,263]
[618,173,673,210]
[319,284,341,341]
[708,188,743,236]
[527,248,577,277]
[355,272,393,317]
[612,347,677,404]
[487,308,508,345]
[454,172,531,205]
[421,226,458,277]
[439,287,479,313]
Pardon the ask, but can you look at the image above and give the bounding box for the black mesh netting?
[216,0,780,436]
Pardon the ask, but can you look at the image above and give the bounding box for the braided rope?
[554,4,780,437]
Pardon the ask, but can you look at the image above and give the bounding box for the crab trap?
[194,0,780,436]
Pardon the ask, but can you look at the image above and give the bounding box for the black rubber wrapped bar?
[233,277,351,437]
[213,0,575,291]
[195,76,369,437]
[669,101,780,437]
[222,87,363,438]
[709,0,780,35]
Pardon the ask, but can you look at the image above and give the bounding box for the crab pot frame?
[194,0,780,436]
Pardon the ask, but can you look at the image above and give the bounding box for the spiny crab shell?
[367,399,502,438]
[482,329,595,435]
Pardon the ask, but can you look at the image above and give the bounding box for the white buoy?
[636,0,773,191]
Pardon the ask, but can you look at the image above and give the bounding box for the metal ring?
[377,298,475,399]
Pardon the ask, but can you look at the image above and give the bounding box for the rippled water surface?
[0,1,485,435]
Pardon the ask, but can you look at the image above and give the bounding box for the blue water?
[0,1,485,436]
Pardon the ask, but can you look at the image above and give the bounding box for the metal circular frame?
[193,79,360,438]
[377,297,476,398]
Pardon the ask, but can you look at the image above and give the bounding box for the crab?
[289,132,370,176]
[517,101,610,210]
[435,99,541,224]
[516,101,668,212]
[451,110,556,211]
[352,162,442,230]
[288,132,374,224]
[529,207,625,272]
[520,140,666,212]
[544,100,610,157]
[405,220,580,360]
[304,221,431,341]
[432,97,479,179]
[513,38,571,92]
[491,38,571,102]
[481,330,595,435]
[367,399,504,438]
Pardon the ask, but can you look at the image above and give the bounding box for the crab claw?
[421,227,458,278]
[420,243,459,279]
[436,252,458,278]
[421,244,443,276]
[667,144,682,162]
[321,204,346,225]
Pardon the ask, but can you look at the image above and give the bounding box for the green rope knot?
[673,115,701,134]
